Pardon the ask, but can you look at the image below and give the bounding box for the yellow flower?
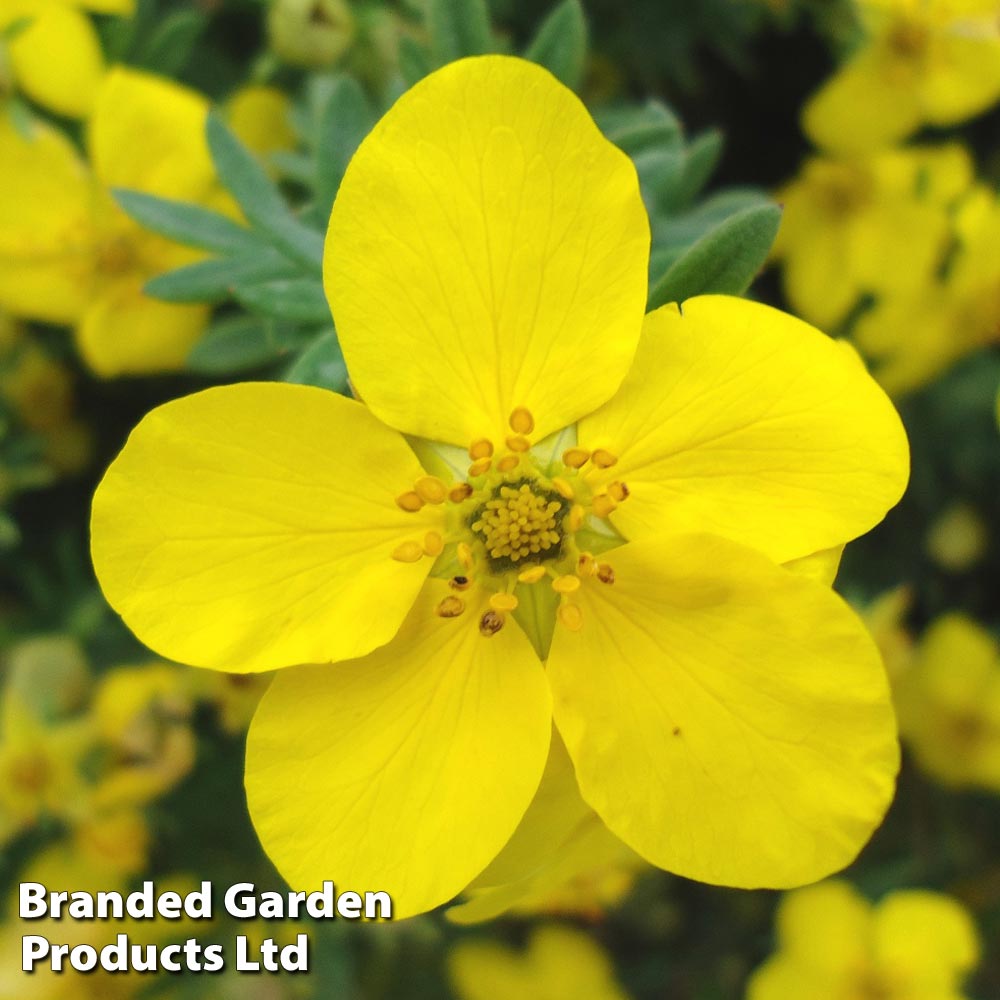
[748,880,980,1000]
[803,0,1000,155]
[91,57,909,918]
[852,183,1000,394]
[895,614,1000,790]
[450,925,630,1000]
[773,144,972,333]
[227,84,296,164]
[0,0,133,119]
[0,691,93,844]
[0,67,223,376]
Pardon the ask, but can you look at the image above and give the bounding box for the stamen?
[414,476,447,504]
[517,565,547,583]
[423,531,444,557]
[449,483,474,503]
[577,552,597,577]
[457,542,474,570]
[552,574,581,594]
[591,448,618,469]
[562,447,590,469]
[470,481,568,570]
[508,407,535,435]
[479,610,505,636]
[395,491,424,512]
[506,435,531,453]
[551,477,574,500]
[597,563,615,584]
[607,481,630,502]
[592,494,617,518]
[490,593,519,612]
[435,596,465,618]
[557,603,584,632]
[391,541,424,562]
[469,457,493,477]
[450,575,472,591]
[568,504,585,532]
[469,439,494,460]
[496,454,520,473]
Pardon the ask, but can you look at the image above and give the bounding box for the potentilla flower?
[91,56,909,918]
[0,0,133,119]
[748,880,980,1000]
[803,0,1000,155]
[0,67,225,376]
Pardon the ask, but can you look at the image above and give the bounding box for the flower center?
[389,406,630,641]
[471,480,568,572]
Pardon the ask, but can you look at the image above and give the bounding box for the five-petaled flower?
[91,56,909,918]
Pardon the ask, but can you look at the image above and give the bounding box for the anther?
[607,481,630,502]
[479,610,505,637]
[518,565,547,583]
[506,435,531,453]
[435,596,465,618]
[597,563,615,585]
[489,593,519,612]
[591,448,618,469]
[423,531,444,557]
[450,575,472,591]
[551,477,574,500]
[552,574,581,594]
[469,439,494,460]
[592,494,617,518]
[395,491,424,512]
[568,504,585,532]
[414,476,447,504]
[469,457,492,477]
[496,454,520,473]
[562,447,590,469]
[577,552,597,577]
[449,482,474,503]
[457,542,474,570]
[391,541,424,563]
[508,407,535,435]
[558,603,584,632]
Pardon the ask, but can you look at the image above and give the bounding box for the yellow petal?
[873,890,980,985]
[77,278,208,376]
[802,44,923,154]
[89,66,216,201]
[6,2,104,119]
[775,881,872,972]
[920,35,1000,125]
[245,580,551,919]
[227,84,296,160]
[325,55,649,445]
[0,115,93,324]
[580,297,909,564]
[547,533,899,888]
[449,926,630,1000]
[784,545,844,586]
[91,383,443,672]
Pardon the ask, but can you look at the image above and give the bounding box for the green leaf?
[112,189,259,255]
[524,0,587,89]
[188,316,316,375]
[427,0,493,64]
[315,76,372,217]
[597,101,683,156]
[672,129,724,208]
[399,35,434,87]
[144,250,302,303]
[205,112,323,272]
[647,203,781,310]
[133,10,205,76]
[234,279,330,323]
[283,331,348,393]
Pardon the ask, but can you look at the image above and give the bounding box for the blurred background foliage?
[1,0,999,998]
